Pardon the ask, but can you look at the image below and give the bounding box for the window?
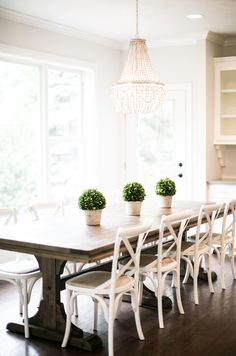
[0,58,85,212]
[47,68,84,202]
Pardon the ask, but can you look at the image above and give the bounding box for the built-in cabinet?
[214,56,236,144]
[208,180,236,202]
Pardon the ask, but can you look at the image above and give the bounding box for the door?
[125,83,192,200]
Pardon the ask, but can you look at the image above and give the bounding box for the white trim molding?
[0,43,97,71]
[1,7,235,50]
[0,7,121,50]
[224,38,236,47]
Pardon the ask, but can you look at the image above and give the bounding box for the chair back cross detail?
[194,203,224,250]
[0,207,17,225]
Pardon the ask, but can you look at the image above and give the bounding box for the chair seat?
[120,254,177,273]
[119,254,157,269]
[160,257,177,271]
[212,232,233,245]
[0,259,40,274]
[66,271,133,294]
[181,241,209,255]
[188,232,233,248]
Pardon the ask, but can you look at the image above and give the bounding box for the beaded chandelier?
[111,0,164,115]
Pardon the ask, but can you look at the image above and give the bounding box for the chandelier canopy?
[111,0,164,115]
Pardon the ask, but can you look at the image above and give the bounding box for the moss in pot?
[155,178,176,208]
[122,182,146,216]
[78,188,106,225]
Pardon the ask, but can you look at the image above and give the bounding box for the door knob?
[178,162,183,167]
[178,173,183,178]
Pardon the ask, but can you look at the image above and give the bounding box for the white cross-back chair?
[135,210,193,329]
[181,203,223,305]
[0,207,41,338]
[211,199,236,289]
[28,200,81,316]
[61,221,153,356]
[28,200,81,271]
[28,201,65,221]
[0,207,17,225]
[28,201,77,273]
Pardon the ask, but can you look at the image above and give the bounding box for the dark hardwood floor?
[1,255,236,356]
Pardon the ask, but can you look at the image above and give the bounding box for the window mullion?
[40,65,49,200]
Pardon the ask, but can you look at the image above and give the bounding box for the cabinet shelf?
[221,89,236,93]
[221,114,236,119]
[214,56,236,143]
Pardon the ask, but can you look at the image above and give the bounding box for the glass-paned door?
[126,84,192,200]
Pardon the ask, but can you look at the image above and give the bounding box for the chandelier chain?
[111,0,164,114]
[136,0,139,37]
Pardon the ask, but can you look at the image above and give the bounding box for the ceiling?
[0,0,236,45]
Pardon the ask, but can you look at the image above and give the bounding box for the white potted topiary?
[78,188,106,226]
[155,178,176,208]
[122,182,146,216]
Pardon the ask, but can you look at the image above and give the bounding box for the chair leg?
[108,297,115,356]
[229,244,236,280]
[61,289,73,348]
[207,254,214,294]
[220,249,226,290]
[39,278,43,304]
[171,271,176,288]
[175,270,184,314]
[19,296,23,316]
[74,296,78,317]
[93,299,99,331]
[130,290,144,340]
[108,319,114,356]
[182,262,190,284]
[157,278,164,328]
[115,294,122,319]
[15,280,23,316]
[193,260,200,305]
[138,276,145,306]
[69,263,79,317]
[22,279,29,339]
[201,255,206,270]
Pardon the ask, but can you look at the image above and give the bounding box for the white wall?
[0,17,122,198]
[221,146,236,178]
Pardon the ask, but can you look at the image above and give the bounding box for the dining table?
[0,199,217,351]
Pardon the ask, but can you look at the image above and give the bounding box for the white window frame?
[0,44,96,203]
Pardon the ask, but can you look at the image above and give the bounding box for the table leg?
[7,256,102,351]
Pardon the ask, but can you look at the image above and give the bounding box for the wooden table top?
[0,200,208,263]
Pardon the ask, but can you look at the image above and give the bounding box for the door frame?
[124,82,193,199]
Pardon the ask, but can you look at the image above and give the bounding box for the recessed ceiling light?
[187,14,203,19]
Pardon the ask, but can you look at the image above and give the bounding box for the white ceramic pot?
[158,196,172,208]
[125,201,142,216]
[84,209,102,226]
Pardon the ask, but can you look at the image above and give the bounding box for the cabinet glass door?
[220,70,236,136]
